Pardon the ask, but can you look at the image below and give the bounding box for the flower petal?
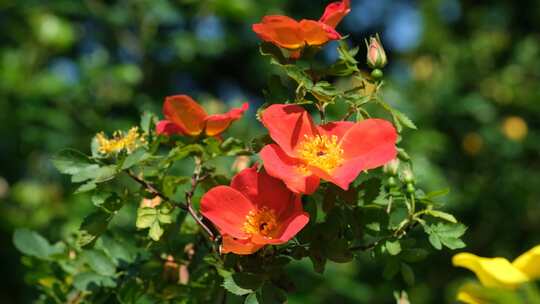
[261,104,318,157]
[317,121,355,141]
[276,211,309,243]
[260,144,320,194]
[156,120,185,136]
[230,166,299,218]
[299,20,340,46]
[339,119,397,168]
[319,0,351,28]
[163,95,207,136]
[512,245,540,280]
[252,15,304,49]
[204,102,249,136]
[200,186,253,239]
[307,157,364,191]
[452,252,529,288]
[221,235,263,255]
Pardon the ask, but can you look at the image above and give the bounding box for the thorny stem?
[126,159,216,241]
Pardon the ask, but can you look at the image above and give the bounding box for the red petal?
[259,144,320,194]
[299,20,340,46]
[200,186,254,239]
[261,104,318,157]
[156,120,185,136]
[204,102,249,136]
[308,158,365,190]
[252,15,304,49]
[163,95,207,136]
[231,166,298,218]
[317,121,355,141]
[340,119,398,165]
[319,0,351,28]
[221,235,263,255]
[276,211,310,242]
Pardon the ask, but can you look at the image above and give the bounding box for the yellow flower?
[95,127,145,155]
[452,245,540,303]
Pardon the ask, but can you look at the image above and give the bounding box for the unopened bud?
[366,35,387,69]
[384,159,400,176]
[401,168,415,184]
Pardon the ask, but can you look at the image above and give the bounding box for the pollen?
[296,134,344,173]
[243,207,278,238]
[95,127,146,155]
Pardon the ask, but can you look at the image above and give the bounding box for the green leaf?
[100,235,137,264]
[83,249,116,276]
[393,110,417,130]
[424,210,458,223]
[78,210,112,248]
[121,148,150,170]
[51,149,95,175]
[385,240,402,256]
[13,229,63,259]
[140,111,155,133]
[136,206,172,241]
[400,263,415,286]
[74,181,96,193]
[245,293,259,304]
[222,273,262,296]
[400,248,429,263]
[73,272,116,291]
[165,144,204,164]
[71,165,117,184]
[424,223,467,250]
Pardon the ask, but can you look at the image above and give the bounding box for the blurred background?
[1,0,539,303]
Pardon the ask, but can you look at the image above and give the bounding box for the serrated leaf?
[425,210,457,223]
[385,240,402,256]
[83,249,116,276]
[121,148,150,170]
[245,293,259,304]
[222,273,262,296]
[73,272,116,291]
[13,229,63,259]
[393,110,417,130]
[51,149,95,175]
[148,221,164,241]
[78,210,112,248]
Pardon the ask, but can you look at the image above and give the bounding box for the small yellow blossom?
[452,245,540,304]
[95,127,145,155]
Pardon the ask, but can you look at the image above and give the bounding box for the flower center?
[296,134,344,173]
[243,207,278,238]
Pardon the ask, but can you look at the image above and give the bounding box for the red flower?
[252,0,350,52]
[200,166,309,255]
[156,95,249,137]
[259,104,397,194]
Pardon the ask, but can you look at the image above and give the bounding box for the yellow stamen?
[243,207,278,238]
[95,127,146,155]
[296,134,344,173]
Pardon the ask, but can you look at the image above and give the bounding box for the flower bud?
[401,168,415,184]
[366,35,387,69]
[383,159,400,176]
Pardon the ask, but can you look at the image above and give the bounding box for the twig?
[126,162,216,241]
[185,157,215,241]
[127,171,188,212]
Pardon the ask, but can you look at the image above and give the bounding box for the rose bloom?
[200,166,309,255]
[156,95,248,137]
[252,0,350,55]
[260,104,397,194]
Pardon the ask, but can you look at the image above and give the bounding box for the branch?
[126,167,216,241]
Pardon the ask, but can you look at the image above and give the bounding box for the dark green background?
[1,0,539,303]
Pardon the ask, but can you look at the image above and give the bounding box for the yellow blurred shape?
[462,132,483,155]
[501,116,527,141]
[412,56,434,81]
